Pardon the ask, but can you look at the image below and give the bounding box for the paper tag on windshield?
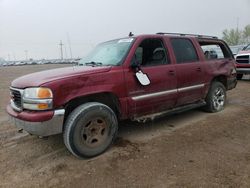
[118,38,134,43]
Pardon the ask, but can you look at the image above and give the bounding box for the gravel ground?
[0,65,250,188]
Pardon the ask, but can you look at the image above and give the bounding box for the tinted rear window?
[171,38,198,63]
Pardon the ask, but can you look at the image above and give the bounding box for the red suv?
[7,33,237,158]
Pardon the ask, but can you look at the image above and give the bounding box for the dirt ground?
[0,64,250,188]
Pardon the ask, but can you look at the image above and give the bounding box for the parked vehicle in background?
[204,50,218,59]
[6,33,237,158]
[0,58,7,66]
[235,43,250,80]
[242,44,250,51]
[229,45,245,58]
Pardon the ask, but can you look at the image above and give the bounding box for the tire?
[204,81,226,113]
[63,102,118,158]
[237,74,243,80]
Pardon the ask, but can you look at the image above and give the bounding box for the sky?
[0,0,250,61]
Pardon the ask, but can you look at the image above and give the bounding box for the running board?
[133,101,206,123]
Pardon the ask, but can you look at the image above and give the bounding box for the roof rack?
[156,32,218,39]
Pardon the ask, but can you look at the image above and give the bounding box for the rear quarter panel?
[193,39,236,97]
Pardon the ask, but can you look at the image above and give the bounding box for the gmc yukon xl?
[6,33,237,158]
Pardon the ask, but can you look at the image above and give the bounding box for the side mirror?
[135,70,150,86]
[131,55,151,86]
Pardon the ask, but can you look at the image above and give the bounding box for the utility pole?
[64,45,68,59]
[67,33,73,59]
[59,40,64,60]
[236,17,239,32]
[12,52,16,61]
[24,50,28,61]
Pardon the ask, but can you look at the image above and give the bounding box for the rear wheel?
[63,102,118,158]
[204,82,226,113]
[237,74,243,80]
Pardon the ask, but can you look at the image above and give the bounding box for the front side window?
[171,38,198,63]
[134,39,169,66]
[78,38,134,66]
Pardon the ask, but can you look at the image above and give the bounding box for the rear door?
[124,37,177,118]
[169,38,205,106]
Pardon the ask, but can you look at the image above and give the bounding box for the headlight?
[23,87,53,110]
[23,87,53,99]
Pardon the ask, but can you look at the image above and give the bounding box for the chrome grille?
[236,55,250,64]
[10,88,23,110]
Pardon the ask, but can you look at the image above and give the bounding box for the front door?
[124,38,177,118]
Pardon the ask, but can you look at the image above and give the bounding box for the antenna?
[59,40,64,60]
[129,32,134,37]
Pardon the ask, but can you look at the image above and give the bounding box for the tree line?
[222,24,250,46]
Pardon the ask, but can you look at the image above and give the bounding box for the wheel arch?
[63,92,121,129]
[211,75,227,89]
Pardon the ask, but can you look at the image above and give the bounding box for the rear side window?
[199,41,232,60]
[171,38,198,63]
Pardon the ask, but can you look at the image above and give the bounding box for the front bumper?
[7,104,65,136]
[236,68,250,75]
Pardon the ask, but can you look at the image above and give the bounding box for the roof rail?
[156,32,218,39]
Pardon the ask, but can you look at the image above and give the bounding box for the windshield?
[78,38,134,66]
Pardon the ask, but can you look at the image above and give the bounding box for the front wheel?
[204,82,226,113]
[63,102,118,158]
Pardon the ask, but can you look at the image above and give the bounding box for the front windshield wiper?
[84,61,103,66]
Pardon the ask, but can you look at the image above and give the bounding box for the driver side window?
[135,39,169,66]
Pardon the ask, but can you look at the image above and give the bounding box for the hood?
[11,66,112,88]
[238,50,250,55]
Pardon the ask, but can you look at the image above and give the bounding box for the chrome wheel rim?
[212,87,225,111]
